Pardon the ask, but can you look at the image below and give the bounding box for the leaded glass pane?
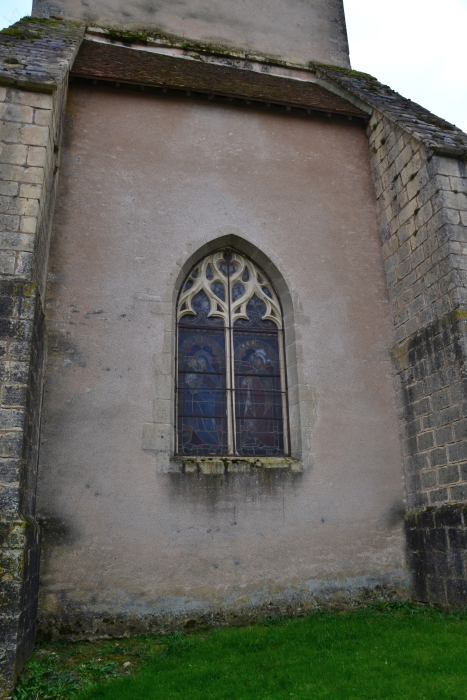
[177,330,227,455]
[233,295,277,329]
[233,331,284,456]
[176,249,287,456]
[178,289,223,328]
[235,418,284,456]
[233,332,281,377]
[178,417,228,455]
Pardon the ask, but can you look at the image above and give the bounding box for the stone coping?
[315,65,467,159]
[0,18,85,92]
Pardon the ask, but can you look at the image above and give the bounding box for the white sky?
[0,0,466,132]
[344,0,467,132]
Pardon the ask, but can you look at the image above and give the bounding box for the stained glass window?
[176,250,289,456]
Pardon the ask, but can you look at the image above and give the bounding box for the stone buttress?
[0,19,84,696]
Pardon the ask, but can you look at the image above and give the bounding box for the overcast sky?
[0,0,466,132]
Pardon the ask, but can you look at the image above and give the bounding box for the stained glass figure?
[176,250,288,456]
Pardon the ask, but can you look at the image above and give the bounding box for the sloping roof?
[0,18,465,160]
[70,39,366,118]
[314,64,467,159]
[0,18,84,91]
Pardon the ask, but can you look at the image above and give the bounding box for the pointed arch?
[144,230,314,472]
[176,248,289,457]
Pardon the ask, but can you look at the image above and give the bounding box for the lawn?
[14,603,467,700]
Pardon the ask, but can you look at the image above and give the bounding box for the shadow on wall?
[165,467,305,512]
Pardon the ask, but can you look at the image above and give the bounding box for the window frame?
[175,248,291,457]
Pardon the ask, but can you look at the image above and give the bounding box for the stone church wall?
[35,83,406,640]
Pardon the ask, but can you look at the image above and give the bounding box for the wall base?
[0,517,40,699]
[36,573,408,643]
[406,505,467,606]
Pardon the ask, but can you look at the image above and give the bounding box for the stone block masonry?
[406,504,467,605]
[365,105,467,602]
[367,117,467,507]
[0,19,85,698]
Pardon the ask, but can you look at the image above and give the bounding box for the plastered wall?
[37,84,405,636]
[32,0,350,68]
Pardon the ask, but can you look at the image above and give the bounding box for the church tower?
[0,0,466,695]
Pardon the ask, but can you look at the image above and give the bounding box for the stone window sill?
[173,456,302,474]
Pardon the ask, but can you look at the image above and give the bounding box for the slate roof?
[70,39,366,118]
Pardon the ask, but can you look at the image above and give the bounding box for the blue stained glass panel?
[178,416,228,455]
[233,332,281,376]
[233,331,284,456]
[211,281,225,301]
[177,329,227,454]
[179,290,223,327]
[235,418,284,456]
[178,329,226,376]
[233,295,277,329]
[232,283,245,301]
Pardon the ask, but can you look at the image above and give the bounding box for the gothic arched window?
[176,249,289,457]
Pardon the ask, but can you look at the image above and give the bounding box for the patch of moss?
[89,25,301,68]
[310,62,377,81]
[418,112,457,132]
[0,24,44,40]
[97,26,227,57]
[22,16,62,25]
[104,29,149,44]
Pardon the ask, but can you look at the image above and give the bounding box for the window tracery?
[176,250,289,457]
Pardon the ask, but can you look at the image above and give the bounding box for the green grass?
[15,603,467,700]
